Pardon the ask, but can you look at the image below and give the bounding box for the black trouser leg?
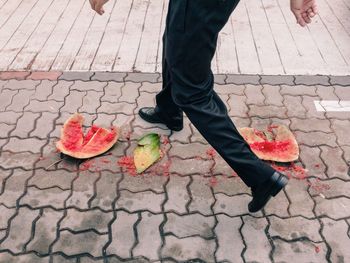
[161,0,276,188]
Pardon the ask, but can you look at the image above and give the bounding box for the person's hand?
[290,0,318,27]
[89,0,109,15]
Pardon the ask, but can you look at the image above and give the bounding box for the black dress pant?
[155,0,275,187]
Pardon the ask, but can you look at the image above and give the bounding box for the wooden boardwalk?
[0,0,349,75]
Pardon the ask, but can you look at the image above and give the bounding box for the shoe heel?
[271,176,289,197]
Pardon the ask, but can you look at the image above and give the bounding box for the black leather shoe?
[248,172,289,213]
[138,107,183,132]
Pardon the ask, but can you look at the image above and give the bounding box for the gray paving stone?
[212,176,250,195]
[102,82,123,101]
[262,84,284,106]
[26,208,64,254]
[330,76,350,86]
[331,119,350,146]
[0,89,17,111]
[294,131,337,147]
[226,74,260,85]
[97,101,135,115]
[116,190,164,213]
[170,117,192,143]
[164,212,215,238]
[227,94,249,118]
[248,104,287,118]
[79,91,103,113]
[0,207,40,253]
[25,99,63,113]
[10,112,39,138]
[250,116,271,131]
[260,75,294,85]
[315,85,338,100]
[294,75,330,86]
[290,118,332,132]
[125,73,159,83]
[321,218,350,262]
[0,252,48,263]
[119,174,167,194]
[169,142,208,159]
[170,157,212,176]
[61,209,113,233]
[314,196,350,219]
[53,230,108,257]
[245,84,265,105]
[333,85,350,100]
[47,81,73,101]
[215,215,244,263]
[162,235,216,262]
[309,178,350,198]
[164,175,190,214]
[139,82,161,93]
[212,155,236,176]
[119,83,140,103]
[320,146,349,179]
[214,83,245,95]
[4,79,39,90]
[133,212,163,261]
[31,80,56,101]
[106,211,138,258]
[3,137,46,153]
[30,112,57,138]
[71,80,106,92]
[59,71,94,81]
[214,193,257,217]
[92,72,126,82]
[273,239,327,263]
[0,112,22,125]
[188,175,215,215]
[301,95,327,119]
[214,74,227,84]
[60,90,85,113]
[0,123,14,138]
[0,152,39,170]
[264,190,290,217]
[269,216,322,241]
[284,95,307,118]
[20,186,70,209]
[0,170,12,193]
[242,216,271,263]
[29,169,77,190]
[280,84,317,96]
[52,255,77,263]
[0,205,16,229]
[7,89,35,111]
[299,146,327,179]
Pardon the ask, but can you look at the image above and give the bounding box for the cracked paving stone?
[71,80,106,92]
[133,212,163,261]
[106,211,138,258]
[0,152,40,170]
[248,105,287,118]
[227,94,249,118]
[29,169,77,190]
[321,218,350,262]
[215,215,244,263]
[30,112,57,138]
[97,101,135,115]
[299,146,327,179]
[285,179,314,218]
[66,170,100,209]
[264,190,290,217]
[20,186,70,209]
[309,178,350,198]
[245,84,265,105]
[61,209,113,233]
[273,240,327,263]
[116,190,164,213]
[164,175,190,214]
[212,176,250,195]
[79,91,103,113]
[161,235,216,262]
[188,175,215,215]
[0,205,16,229]
[314,196,350,219]
[0,169,33,207]
[170,158,212,176]
[268,216,322,242]
[53,230,108,257]
[90,172,122,211]
[320,146,349,179]
[290,118,332,133]
[0,252,48,263]
[331,119,350,146]
[262,84,284,106]
[47,81,72,101]
[3,137,46,153]
[26,208,64,254]
[294,131,337,147]
[0,207,40,253]
[164,212,215,238]
[214,193,258,217]
[242,216,270,263]
[119,174,167,194]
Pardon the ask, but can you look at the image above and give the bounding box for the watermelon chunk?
[134,133,161,173]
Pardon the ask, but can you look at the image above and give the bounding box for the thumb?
[292,8,307,26]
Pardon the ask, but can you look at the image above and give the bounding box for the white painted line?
[314,100,350,112]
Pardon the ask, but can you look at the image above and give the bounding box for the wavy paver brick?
[164,175,190,214]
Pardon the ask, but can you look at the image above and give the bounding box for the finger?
[89,0,96,11]
[95,2,103,15]
[292,10,306,27]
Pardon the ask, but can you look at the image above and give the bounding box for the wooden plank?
[113,0,149,72]
[51,0,96,70]
[216,19,239,74]
[134,0,164,73]
[245,0,284,74]
[0,0,38,51]
[155,0,168,73]
[0,0,53,70]
[10,0,69,70]
[71,1,115,71]
[0,0,22,29]
[231,3,262,74]
[31,0,86,71]
[91,0,133,71]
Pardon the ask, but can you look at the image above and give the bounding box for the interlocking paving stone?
[0,123,14,138]
[119,174,167,194]
[0,152,40,170]
[116,190,164,213]
[133,212,163,261]
[0,207,40,253]
[320,146,349,179]
[215,83,245,95]
[316,85,339,100]
[226,74,260,85]
[284,95,307,118]
[314,196,350,219]
[3,137,46,153]
[97,101,136,115]
[164,175,190,214]
[0,170,12,193]
[29,169,77,190]
[125,73,159,83]
[301,95,326,119]
[269,216,322,241]
[0,205,16,229]
[61,209,113,233]
[330,76,350,86]
[60,90,85,113]
[321,218,350,262]
[120,83,140,103]
[264,190,290,217]
[139,82,162,93]
[0,72,30,80]
[53,231,108,257]
[106,211,138,258]
[290,118,332,132]
[241,216,271,263]
[188,175,215,215]
[27,71,62,81]
[30,112,57,138]
[281,84,317,96]
[164,212,215,238]
[261,84,284,106]
[3,80,39,90]
[215,215,244,263]
[26,208,64,254]
[227,94,249,117]
[309,178,350,198]
[79,91,103,113]
[248,104,287,118]
[299,146,327,179]
[0,252,48,263]
[60,71,94,81]
[212,177,250,195]
[214,193,258,217]
[331,119,350,146]
[31,80,56,101]
[260,75,294,85]
[7,89,35,112]
[169,142,209,159]
[161,235,216,262]
[0,89,17,111]
[294,131,337,147]
[47,81,72,101]
[273,240,327,263]
[25,99,63,113]
[71,81,106,92]
[170,158,212,176]
[52,255,77,263]
[334,86,350,100]
[294,75,330,86]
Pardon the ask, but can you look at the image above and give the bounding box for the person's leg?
[165,0,276,188]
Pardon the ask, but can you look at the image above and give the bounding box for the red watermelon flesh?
[239,125,299,162]
[56,113,118,159]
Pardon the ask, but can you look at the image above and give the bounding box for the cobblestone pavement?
[0,72,349,262]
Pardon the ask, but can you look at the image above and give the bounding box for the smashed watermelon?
[134,133,161,173]
[56,113,118,159]
[239,124,299,162]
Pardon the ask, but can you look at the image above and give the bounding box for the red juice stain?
[232,171,238,177]
[80,160,94,171]
[209,177,218,187]
[100,157,110,164]
[314,164,320,168]
[206,148,216,159]
[162,160,172,176]
[161,135,170,145]
[118,156,137,176]
[315,246,320,253]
